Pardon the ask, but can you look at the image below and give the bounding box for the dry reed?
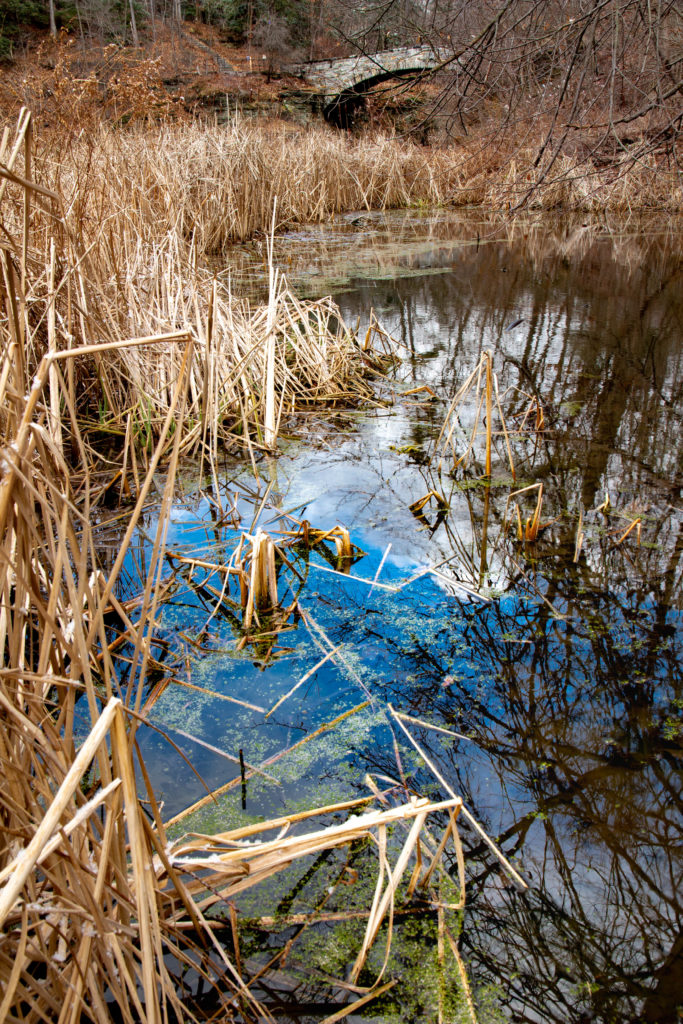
[7,112,681,230]
[506,483,546,543]
[1,111,481,1022]
[0,109,396,466]
[433,350,516,480]
[31,119,463,252]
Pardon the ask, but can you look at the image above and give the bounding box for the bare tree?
[129,0,140,45]
[325,0,682,203]
[252,12,298,80]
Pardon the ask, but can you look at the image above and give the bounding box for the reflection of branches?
[311,539,682,1023]
[103,216,683,1022]
[433,583,683,1023]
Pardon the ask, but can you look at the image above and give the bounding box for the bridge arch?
[324,67,433,128]
[293,47,446,128]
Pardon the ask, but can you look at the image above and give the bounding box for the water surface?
[98,211,683,1023]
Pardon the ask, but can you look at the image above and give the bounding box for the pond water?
[98,211,683,1023]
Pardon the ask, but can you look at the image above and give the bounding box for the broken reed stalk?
[614,516,642,546]
[434,350,515,480]
[238,528,281,630]
[387,705,528,891]
[281,520,366,570]
[264,200,278,450]
[574,506,585,563]
[506,482,545,542]
[170,516,363,659]
[166,795,466,989]
[485,350,493,477]
[409,490,449,515]
[334,525,353,560]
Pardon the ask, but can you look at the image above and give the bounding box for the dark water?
[99,212,683,1023]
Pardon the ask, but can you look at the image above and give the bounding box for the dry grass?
[35,119,681,253]
[31,118,461,251]
[486,147,682,213]
[112,255,388,454]
[0,313,203,1020]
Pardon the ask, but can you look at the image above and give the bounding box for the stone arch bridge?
[291,46,448,126]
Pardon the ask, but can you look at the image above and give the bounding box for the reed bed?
[18,119,683,238]
[0,111,396,465]
[489,149,682,213]
[110,242,389,457]
[32,119,463,254]
[0,110,485,1022]
[0,320,201,1021]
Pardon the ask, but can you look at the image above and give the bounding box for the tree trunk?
[129,0,140,46]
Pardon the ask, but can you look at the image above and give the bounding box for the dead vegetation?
[35,118,460,250]
[0,54,669,1012]
[0,108,501,1022]
[2,25,681,227]
[40,108,683,224]
[419,339,652,603]
[0,109,402,468]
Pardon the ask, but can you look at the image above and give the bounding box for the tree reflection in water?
[352,579,681,1023]
[115,217,682,1023]
[329,226,683,1023]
